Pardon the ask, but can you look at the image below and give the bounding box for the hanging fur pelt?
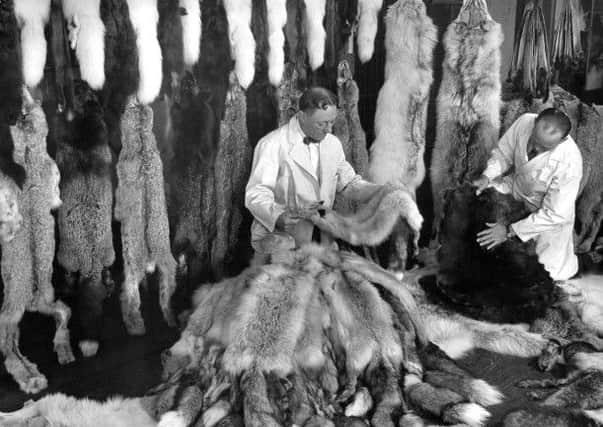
[430,0,502,235]
[126,0,162,104]
[157,0,184,99]
[55,81,115,358]
[210,73,252,278]
[0,91,74,395]
[266,0,287,85]
[62,0,106,90]
[356,0,383,63]
[222,0,255,89]
[179,0,201,67]
[13,0,51,88]
[115,96,177,335]
[0,172,22,244]
[368,0,436,193]
[276,62,302,126]
[303,0,326,70]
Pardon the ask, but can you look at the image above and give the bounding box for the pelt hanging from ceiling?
[13,0,51,88]
[0,93,74,395]
[179,0,201,67]
[368,0,436,193]
[210,73,252,278]
[0,172,21,245]
[266,0,287,86]
[222,0,255,89]
[430,0,502,235]
[356,0,383,63]
[126,0,163,104]
[115,97,177,336]
[303,0,326,70]
[276,62,302,126]
[62,0,106,90]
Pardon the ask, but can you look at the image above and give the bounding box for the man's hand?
[275,211,300,231]
[476,222,507,250]
[472,175,490,196]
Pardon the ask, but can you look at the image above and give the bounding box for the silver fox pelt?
[430,0,502,234]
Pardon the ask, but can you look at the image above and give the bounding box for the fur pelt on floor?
[126,0,162,104]
[61,0,106,90]
[303,0,326,70]
[369,0,435,192]
[356,0,383,63]
[266,0,287,85]
[555,275,603,338]
[430,0,502,234]
[223,0,255,89]
[179,0,201,67]
[13,0,51,88]
[210,73,252,278]
[55,81,115,354]
[115,96,177,336]
[0,93,74,395]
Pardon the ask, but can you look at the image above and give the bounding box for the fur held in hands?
[62,0,106,89]
[223,0,255,88]
[356,0,383,63]
[303,0,326,70]
[14,0,51,88]
[266,0,287,85]
[126,0,162,104]
[179,0,201,67]
[368,0,436,193]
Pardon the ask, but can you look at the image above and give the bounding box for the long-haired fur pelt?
[430,0,503,233]
[557,275,603,337]
[126,0,163,104]
[13,0,51,88]
[0,171,22,244]
[157,0,184,98]
[303,0,326,70]
[0,93,74,394]
[356,0,383,63]
[62,0,106,90]
[222,0,255,89]
[368,0,436,193]
[179,0,201,67]
[115,96,177,335]
[266,0,287,85]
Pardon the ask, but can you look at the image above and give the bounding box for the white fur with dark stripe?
[14,0,51,88]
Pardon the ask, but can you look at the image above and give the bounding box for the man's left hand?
[476,222,507,250]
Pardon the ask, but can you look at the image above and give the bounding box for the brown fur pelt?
[157,0,184,97]
[0,93,74,395]
[430,0,502,235]
[210,73,252,278]
[276,62,303,126]
[115,96,177,335]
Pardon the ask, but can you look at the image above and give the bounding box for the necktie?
[303,136,319,145]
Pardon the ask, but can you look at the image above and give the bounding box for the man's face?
[299,105,338,142]
[531,119,566,151]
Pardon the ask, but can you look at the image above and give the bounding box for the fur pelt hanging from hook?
[126,0,163,104]
[14,0,51,88]
[304,0,326,70]
[266,0,287,85]
[222,0,255,89]
[356,0,383,63]
[179,0,201,67]
[62,0,106,90]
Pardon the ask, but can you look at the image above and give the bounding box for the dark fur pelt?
[430,0,502,235]
[0,0,26,188]
[157,0,184,97]
[437,183,555,323]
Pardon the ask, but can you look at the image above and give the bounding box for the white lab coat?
[245,115,362,251]
[482,113,583,281]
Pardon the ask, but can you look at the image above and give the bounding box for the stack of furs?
[430,0,503,236]
[0,93,75,395]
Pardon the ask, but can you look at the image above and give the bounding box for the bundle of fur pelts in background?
[55,81,115,358]
[223,0,255,89]
[210,72,252,278]
[437,183,555,323]
[14,0,51,88]
[276,62,303,126]
[430,0,503,235]
[115,96,177,335]
[0,92,74,394]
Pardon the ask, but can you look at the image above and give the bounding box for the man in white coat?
[473,108,583,281]
[245,87,370,259]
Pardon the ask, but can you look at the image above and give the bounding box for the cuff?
[509,222,530,243]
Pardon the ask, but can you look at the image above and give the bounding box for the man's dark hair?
[298,87,337,112]
[535,108,572,139]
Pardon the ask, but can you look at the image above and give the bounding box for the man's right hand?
[472,175,490,196]
[275,211,300,231]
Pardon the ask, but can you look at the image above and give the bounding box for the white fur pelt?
[179,0,201,67]
[266,0,287,86]
[368,0,436,193]
[430,0,503,232]
[13,0,51,88]
[223,0,255,89]
[356,0,383,63]
[126,0,162,104]
[62,0,105,90]
[0,393,156,427]
[303,0,326,70]
[558,275,603,337]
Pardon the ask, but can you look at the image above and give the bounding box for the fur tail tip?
[443,402,490,426]
[470,379,504,406]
